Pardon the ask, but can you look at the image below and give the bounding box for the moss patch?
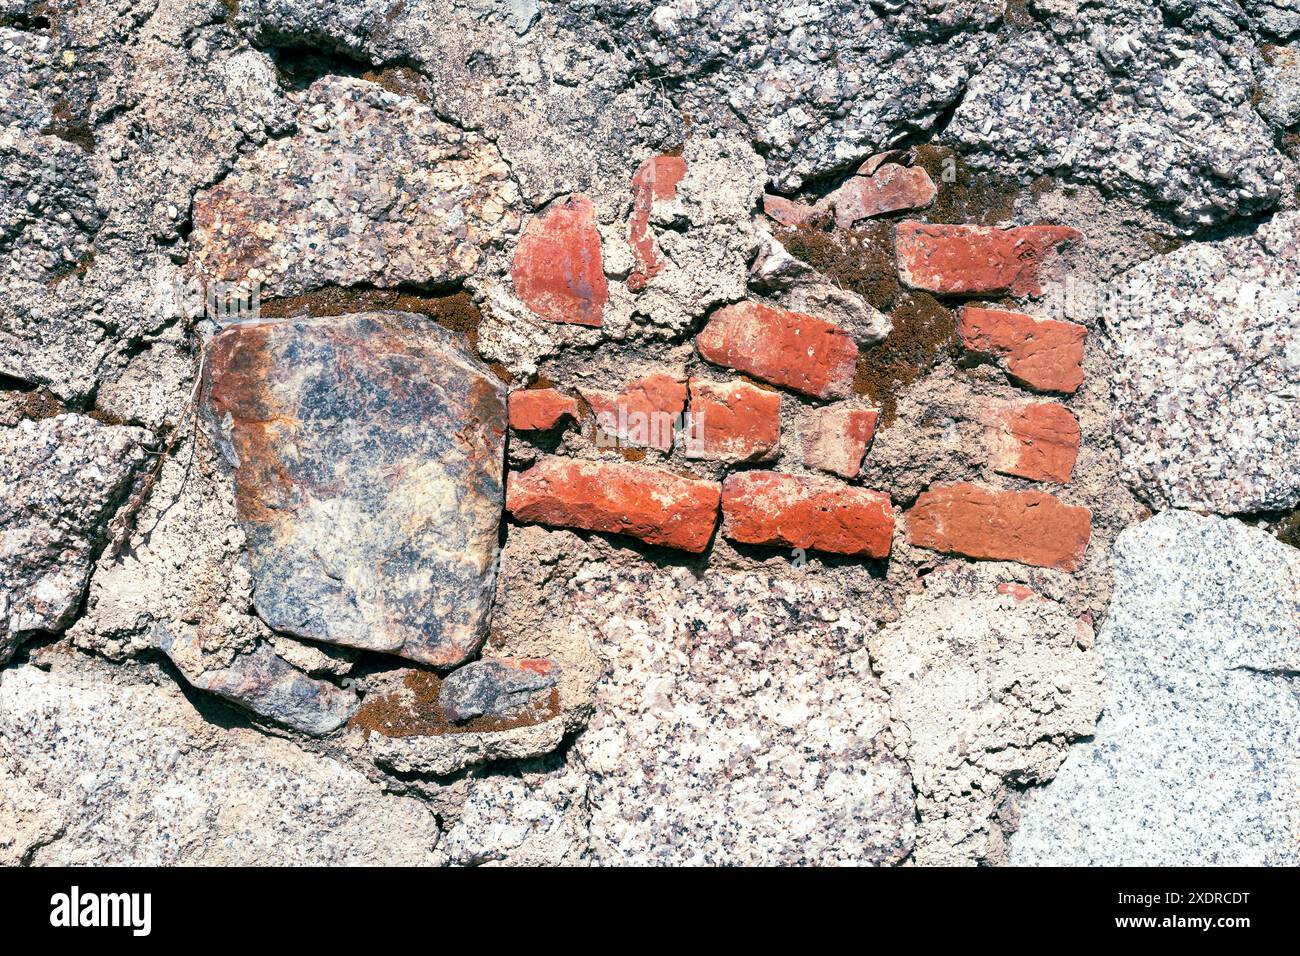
[777,218,900,312]
[261,286,485,344]
[913,144,1027,226]
[1277,510,1300,549]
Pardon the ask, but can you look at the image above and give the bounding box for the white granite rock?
[1010,510,1300,866]
[1112,212,1300,513]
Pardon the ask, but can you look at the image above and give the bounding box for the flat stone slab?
[1010,510,1300,866]
[202,311,506,667]
[1112,211,1300,512]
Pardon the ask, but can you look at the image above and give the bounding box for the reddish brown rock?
[985,401,1081,484]
[721,471,894,558]
[906,482,1092,572]
[684,378,781,463]
[762,193,825,228]
[830,164,937,227]
[801,406,880,479]
[506,457,720,553]
[998,583,1037,602]
[696,301,859,399]
[958,305,1086,394]
[581,373,687,452]
[509,388,581,432]
[511,194,608,327]
[895,222,1082,297]
[628,154,688,292]
[202,312,507,667]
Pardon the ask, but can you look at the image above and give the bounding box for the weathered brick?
[906,482,1092,572]
[509,388,581,432]
[959,305,1086,394]
[581,373,687,452]
[628,154,687,292]
[998,583,1037,602]
[696,300,858,399]
[895,222,1082,297]
[985,401,1080,484]
[721,471,894,558]
[506,457,720,553]
[801,405,880,479]
[511,193,608,326]
[762,193,825,228]
[830,164,936,227]
[684,378,781,463]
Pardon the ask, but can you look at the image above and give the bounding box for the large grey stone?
[0,658,441,865]
[1011,510,1300,866]
[574,567,916,866]
[1112,211,1300,513]
[201,312,507,667]
[0,414,149,663]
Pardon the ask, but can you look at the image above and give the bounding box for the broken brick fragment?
[509,388,581,432]
[830,164,937,227]
[684,377,781,463]
[627,154,687,291]
[985,401,1081,484]
[696,300,858,399]
[721,471,894,558]
[581,373,687,452]
[506,457,720,553]
[894,222,1082,297]
[801,405,880,479]
[511,193,608,326]
[959,305,1086,394]
[906,482,1092,572]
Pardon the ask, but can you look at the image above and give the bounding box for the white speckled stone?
[1112,212,1300,513]
[1011,510,1300,866]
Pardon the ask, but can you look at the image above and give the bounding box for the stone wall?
[1,0,1297,866]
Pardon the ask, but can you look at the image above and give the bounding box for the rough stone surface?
[696,300,859,399]
[202,313,507,667]
[1011,511,1300,866]
[985,401,1081,485]
[576,568,916,865]
[907,483,1093,572]
[1112,211,1300,512]
[958,306,1086,395]
[511,194,608,327]
[0,658,441,865]
[0,415,148,662]
[896,222,1083,297]
[684,377,781,463]
[871,577,1104,866]
[192,76,518,298]
[722,472,894,558]
[507,457,721,553]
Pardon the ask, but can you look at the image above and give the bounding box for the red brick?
[509,388,581,432]
[511,194,608,326]
[506,457,720,553]
[684,378,781,463]
[762,193,826,228]
[906,482,1091,572]
[830,164,936,227]
[801,405,880,479]
[958,305,1086,394]
[721,471,894,558]
[895,221,1082,297]
[581,373,687,452]
[696,300,858,399]
[627,154,688,292]
[985,401,1080,484]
